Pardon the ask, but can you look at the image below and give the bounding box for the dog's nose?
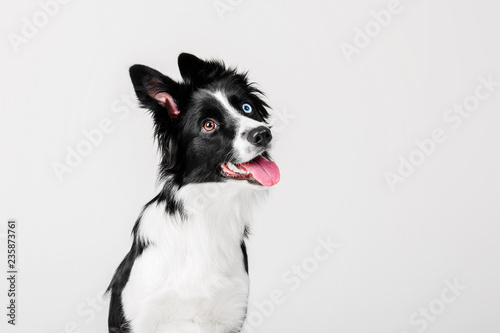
[247,126,272,147]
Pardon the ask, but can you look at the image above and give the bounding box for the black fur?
[241,241,249,273]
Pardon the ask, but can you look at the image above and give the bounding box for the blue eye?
[242,103,252,113]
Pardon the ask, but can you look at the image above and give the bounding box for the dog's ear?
[129,65,181,120]
[178,53,205,82]
[178,53,223,85]
[129,65,181,174]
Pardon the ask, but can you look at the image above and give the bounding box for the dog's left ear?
[178,53,205,82]
[178,53,223,85]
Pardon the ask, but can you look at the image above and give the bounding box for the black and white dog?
[107,53,280,333]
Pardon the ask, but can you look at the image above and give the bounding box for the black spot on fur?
[241,241,249,273]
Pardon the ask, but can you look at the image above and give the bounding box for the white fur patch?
[121,182,268,333]
[211,91,270,162]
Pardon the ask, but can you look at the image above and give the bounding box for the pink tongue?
[240,156,280,187]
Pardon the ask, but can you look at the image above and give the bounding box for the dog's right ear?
[129,65,181,120]
[129,65,182,174]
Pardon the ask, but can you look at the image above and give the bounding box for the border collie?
[107,53,280,333]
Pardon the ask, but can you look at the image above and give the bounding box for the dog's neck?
[134,181,267,269]
[174,181,267,228]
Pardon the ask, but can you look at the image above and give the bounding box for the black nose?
[247,126,272,147]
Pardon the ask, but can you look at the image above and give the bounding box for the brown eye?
[203,120,217,132]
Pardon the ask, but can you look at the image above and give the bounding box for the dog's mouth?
[221,155,280,187]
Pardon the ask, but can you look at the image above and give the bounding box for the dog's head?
[130,53,280,188]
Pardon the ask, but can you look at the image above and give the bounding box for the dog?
[107,53,280,333]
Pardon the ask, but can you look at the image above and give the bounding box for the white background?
[1,0,500,332]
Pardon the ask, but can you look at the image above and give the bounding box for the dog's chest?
[121,200,250,331]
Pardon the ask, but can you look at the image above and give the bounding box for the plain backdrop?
[1,0,500,332]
